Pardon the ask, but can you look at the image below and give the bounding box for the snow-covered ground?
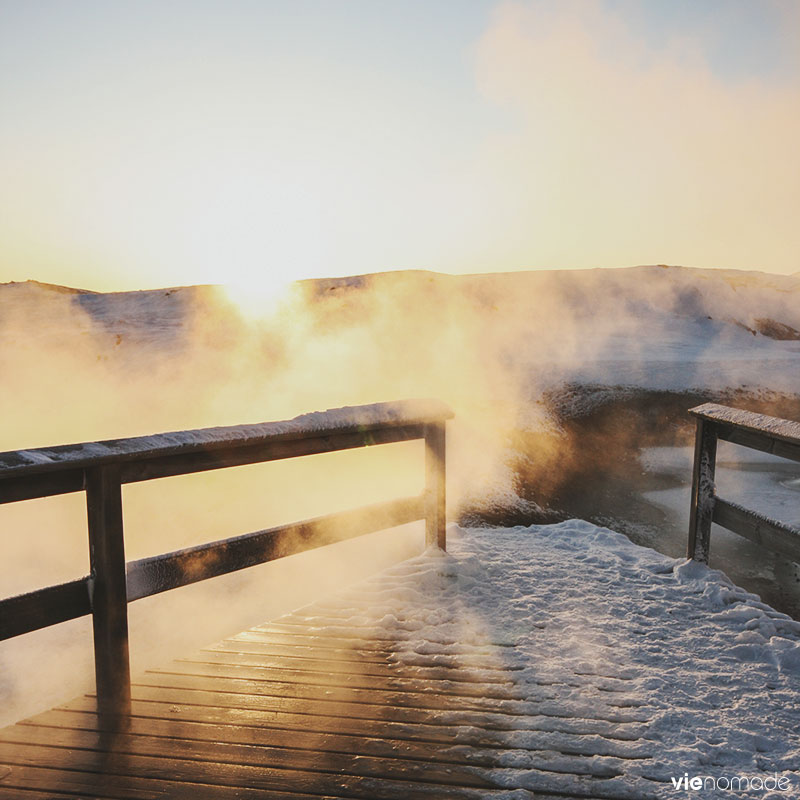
[330,522,800,798]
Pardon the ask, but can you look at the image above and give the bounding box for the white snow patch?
[320,521,800,797]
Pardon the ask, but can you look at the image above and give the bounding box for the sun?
[221,276,296,323]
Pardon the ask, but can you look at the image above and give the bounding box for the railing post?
[424,422,446,550]
[688,418,718,563]
[85,464,131,717]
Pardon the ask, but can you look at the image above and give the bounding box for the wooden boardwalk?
[0,591,660,800]
[5,402,799,798]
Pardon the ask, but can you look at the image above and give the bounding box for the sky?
[0,0,798,292]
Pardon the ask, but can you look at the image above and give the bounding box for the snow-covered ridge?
[5,264,800,344]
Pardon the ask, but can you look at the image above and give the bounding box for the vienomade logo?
[670,772,793,793]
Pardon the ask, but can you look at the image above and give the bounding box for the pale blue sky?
[1,1,798,290]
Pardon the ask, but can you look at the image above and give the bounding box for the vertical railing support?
[85,464,131,717]
[687,418,718,563]
[424,422,447,550]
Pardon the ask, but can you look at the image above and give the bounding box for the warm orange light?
[222,276,294,323]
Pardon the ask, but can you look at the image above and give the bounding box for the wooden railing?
[688,403,800,565]
[0,399,452,716]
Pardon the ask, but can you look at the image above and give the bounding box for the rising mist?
[2,264,800,724]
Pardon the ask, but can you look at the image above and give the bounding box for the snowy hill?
[6,264,800,391]
[307,265,800,395]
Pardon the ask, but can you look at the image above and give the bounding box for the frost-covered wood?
[424,422,447,549]
[85,464,131,715]
[0,577,91,640]
[713,498,800,564]
[126,496,425,602]
[690,402,800,462]
[118,424,427,485]
[687,417,717,562]
[0,399,454,479]
[688,403,800,566]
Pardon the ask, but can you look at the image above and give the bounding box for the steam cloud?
[468,0,800,274]
[2,262,800,726]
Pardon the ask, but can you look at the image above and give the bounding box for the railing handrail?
[0,398,453,480]
[0,400,453,506]
[0,399,452,718]
[687,402,800,565]
[689,402,800,458]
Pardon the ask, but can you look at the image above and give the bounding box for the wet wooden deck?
[0,599,658,800]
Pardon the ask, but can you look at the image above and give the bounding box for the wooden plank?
[18,710,502,766]
[713,497,800,564]
[124,681,647,728]
[0,770,608,800]
[217,641,514,674]
[119,425,426,484]
[230,629,519,669]
[29,707,654,761]
[0,786,623,800]
[0,760,365,799]
[0,789,93,800]
[224,630,520,672]
[125,682,505,727]
[0,740,513,799]
[424,422,446,550]
[0,737,655,800]
[215,632,637,691]
[65,693,649,743]
[85,465,130,716]
[168,657,640,713]
[689,402,800,453]
[0,400,453,480]
[176,652,522,699]
[258,616,520,651]
[245,626,399,651]
[0,775,621,800]
[126,496,424,601]
[0,767,599,800]
[0,468,84,505]
[215,638,395,664]
[251,622,522,657]
[687,417,717,562]
[62,694,524,748]
[0,577,90,640]
[0,725,499,790]
[136,670,642,722]
[715,424,800,463]
[179,649,636,698]
[6,716,645,783]
[203,641,517,683]
[220,633,395,665]
[138,669,525,714]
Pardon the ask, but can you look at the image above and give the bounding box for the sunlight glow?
[222,275,295,323]
[1,1,799,290]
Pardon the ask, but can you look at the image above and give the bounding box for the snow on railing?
[0,399,453,719]
[688,403,800,565]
